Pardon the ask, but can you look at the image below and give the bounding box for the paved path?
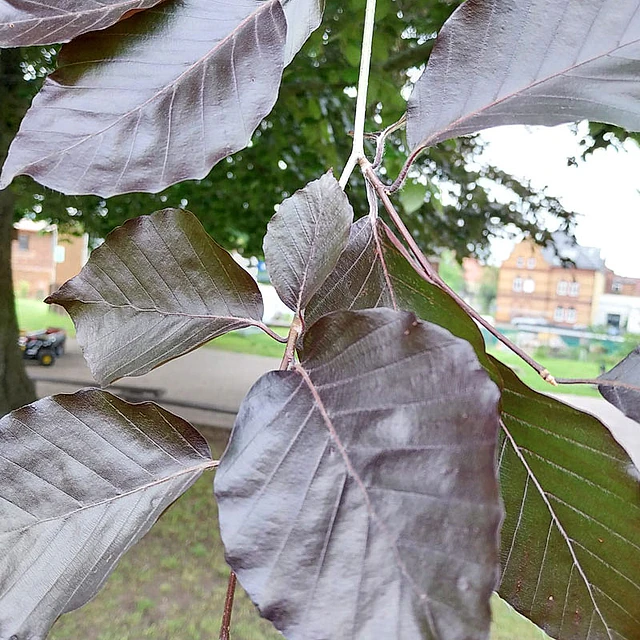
[28,338,279,429]
[28,339,640,467]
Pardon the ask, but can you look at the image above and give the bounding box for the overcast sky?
[478,123,640,277]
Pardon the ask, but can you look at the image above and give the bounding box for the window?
[513,277,523,292]
[54,245,66,263]
[527,257,536,269]
[18,233,29,251]
[612,281,623,293]
[516,257,524,268]
[523,278,535,293]
[607,314,621,329]
[569,281,579,297]
[566,307,577,323]
[556,280,568,296]
[554,306,565,322]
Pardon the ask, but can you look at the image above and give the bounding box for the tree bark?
[0,188,36,415]
[0,48,37,415]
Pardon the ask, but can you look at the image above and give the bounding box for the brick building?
[495,234,606,328]
[12,219,88,299]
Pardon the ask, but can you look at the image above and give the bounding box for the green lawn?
[49,428,549,640]
[15,297,601,397]
[16,298,76,335]
[489,348,601,397]
[206,326,288,359]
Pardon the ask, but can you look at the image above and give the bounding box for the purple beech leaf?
[0,0,323,197]
[0,0,166,46]
[495,359,640,640]
[281,0,324,65]
[306,217,497,377]
[263,172,353,314]
[216,308,502,640]
[598,346,640,423]
[0,389,214,640]
[46,208,265,385]
[407,0,640,153]
[309,216,640,639]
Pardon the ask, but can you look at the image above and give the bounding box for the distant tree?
[478,266,499,315]
[0,0,576,417]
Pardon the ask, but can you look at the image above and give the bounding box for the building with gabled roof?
[12,219,88,300]
[495,233,606,328]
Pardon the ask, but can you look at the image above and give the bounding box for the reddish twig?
[556,378,640,393]
[219,571,237,640]
[360,158,558,386]
[280,315,303,371]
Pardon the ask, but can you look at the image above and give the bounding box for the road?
[27,338,279,429]
[26,338,640,468]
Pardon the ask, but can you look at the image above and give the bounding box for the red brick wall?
[12,230,55,299]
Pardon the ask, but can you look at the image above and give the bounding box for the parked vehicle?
[19,328,66,366]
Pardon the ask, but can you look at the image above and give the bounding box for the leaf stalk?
[219,571,237,640]
[339,0,377,188]
[361,159,558,386]
[280,315,303,370]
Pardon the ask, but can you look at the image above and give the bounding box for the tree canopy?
[5,0,578,257]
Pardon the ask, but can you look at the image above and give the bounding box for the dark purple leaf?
[0,0,165,46]
[263,172,353,314]
[407,0,640,152]
[216,308,502,640]
[0,0,323,197]
[598,346,640,423]
[495,359,640,640]
[281,0,324,65]
[309,217,640,639]
[0,389,214,640]
[46,208,265,385]
[306,217,497,377]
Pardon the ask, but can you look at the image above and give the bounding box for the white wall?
[595,294,640,333]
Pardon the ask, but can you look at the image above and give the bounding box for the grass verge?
[49,429,550,640]
[16,298,76,336]
[488,348,600,397]
[16,297,599,397]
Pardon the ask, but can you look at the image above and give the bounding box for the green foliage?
[437,250,465,294]
[2,1,640,640]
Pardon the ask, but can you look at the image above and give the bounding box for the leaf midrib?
[294,359,440,631]
[1,0,158,27]
[2,459,215,538]
[500,419,613,639]
[13,0,284,172]
[417,33,640,149]
[69,298,262,324]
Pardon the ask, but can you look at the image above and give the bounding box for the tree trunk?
[0,188,36,415]
[0,49,37,415]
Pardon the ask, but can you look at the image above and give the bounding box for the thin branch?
[556,378,640,393]
[372,114,406,169]
[280,315,303,371]
[257,322,288,343]
[219,571,237,640]
[361,159,558,386]
[338,0,377,188]
[388,145,424,193]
